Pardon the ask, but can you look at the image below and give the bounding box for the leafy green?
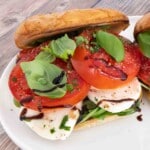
[78,99,141,123]
[50,34,76,61]
[59,115,71,131]
[66,84,74,92]
[41,34,76,61]
[137,31,150,58]
[35,51,55,63]
[13,98,21,108]
[80,107,105,123]
[75,36,89,46]
[117,100,140,116]
[50,128,56,134]
[20,60,67,98]
[96,30,125,62]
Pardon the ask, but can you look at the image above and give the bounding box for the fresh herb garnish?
[96,30,125,62]
[75,36,89,46]
[137,30,150,58]
[13,98,21,108]
[66,84,74,92]
[50,34,76,61]
[35,51,55,63]
[90,41,100,53]
[41,34,76,61]
[59,115,71,131]
[20,61,67,98]
[50,128,56,134]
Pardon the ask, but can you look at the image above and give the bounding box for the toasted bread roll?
[14,8,129,49]
[134,13,150,37]
[74,115,121,130]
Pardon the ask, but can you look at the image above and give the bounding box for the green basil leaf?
[75,36,89,46]
[50,34,76,61]
[137,31,150,58]
[20,60,67,98]
[35,51,55,63]
[96,31,125,62]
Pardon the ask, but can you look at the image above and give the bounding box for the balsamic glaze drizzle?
[20,96,33,105]
[32,83,66,93]
[20,108,44,121]
[97,98,134,105]
[84,56,128,81]
[52,71,65,84]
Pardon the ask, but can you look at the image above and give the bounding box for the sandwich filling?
[9,27,142,140]
[137,30,150,91]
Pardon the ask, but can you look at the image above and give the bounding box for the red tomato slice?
[9,49,90,111]
[71,43,141,89]
[138,56,150,86]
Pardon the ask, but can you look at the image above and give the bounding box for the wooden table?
[0,0,149,149]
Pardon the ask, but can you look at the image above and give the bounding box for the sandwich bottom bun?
[144,90,150,100]
[74,115,121,130]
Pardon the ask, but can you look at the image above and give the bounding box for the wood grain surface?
[0,0,149,149]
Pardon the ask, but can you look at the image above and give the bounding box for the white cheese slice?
[21,102,81,140]
[88,78,141,113]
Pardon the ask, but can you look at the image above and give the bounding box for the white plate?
[0,16,150,150]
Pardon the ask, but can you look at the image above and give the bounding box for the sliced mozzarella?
[21,102,81,140]
[88,78,141,113]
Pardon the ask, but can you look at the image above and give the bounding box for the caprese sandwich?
[134,13,150,99]
[9,8,142,140]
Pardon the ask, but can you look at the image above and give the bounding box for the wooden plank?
[0,0,100,75]
[94,0,150,15]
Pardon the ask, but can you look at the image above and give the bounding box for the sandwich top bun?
[14,8,129,49]
[134,13,150,37]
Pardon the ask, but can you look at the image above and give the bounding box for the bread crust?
[147,91,150,99]
[134,13,150,37]
[74,115,122,130]
[14,8,129,49]
[144,90,150,100]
